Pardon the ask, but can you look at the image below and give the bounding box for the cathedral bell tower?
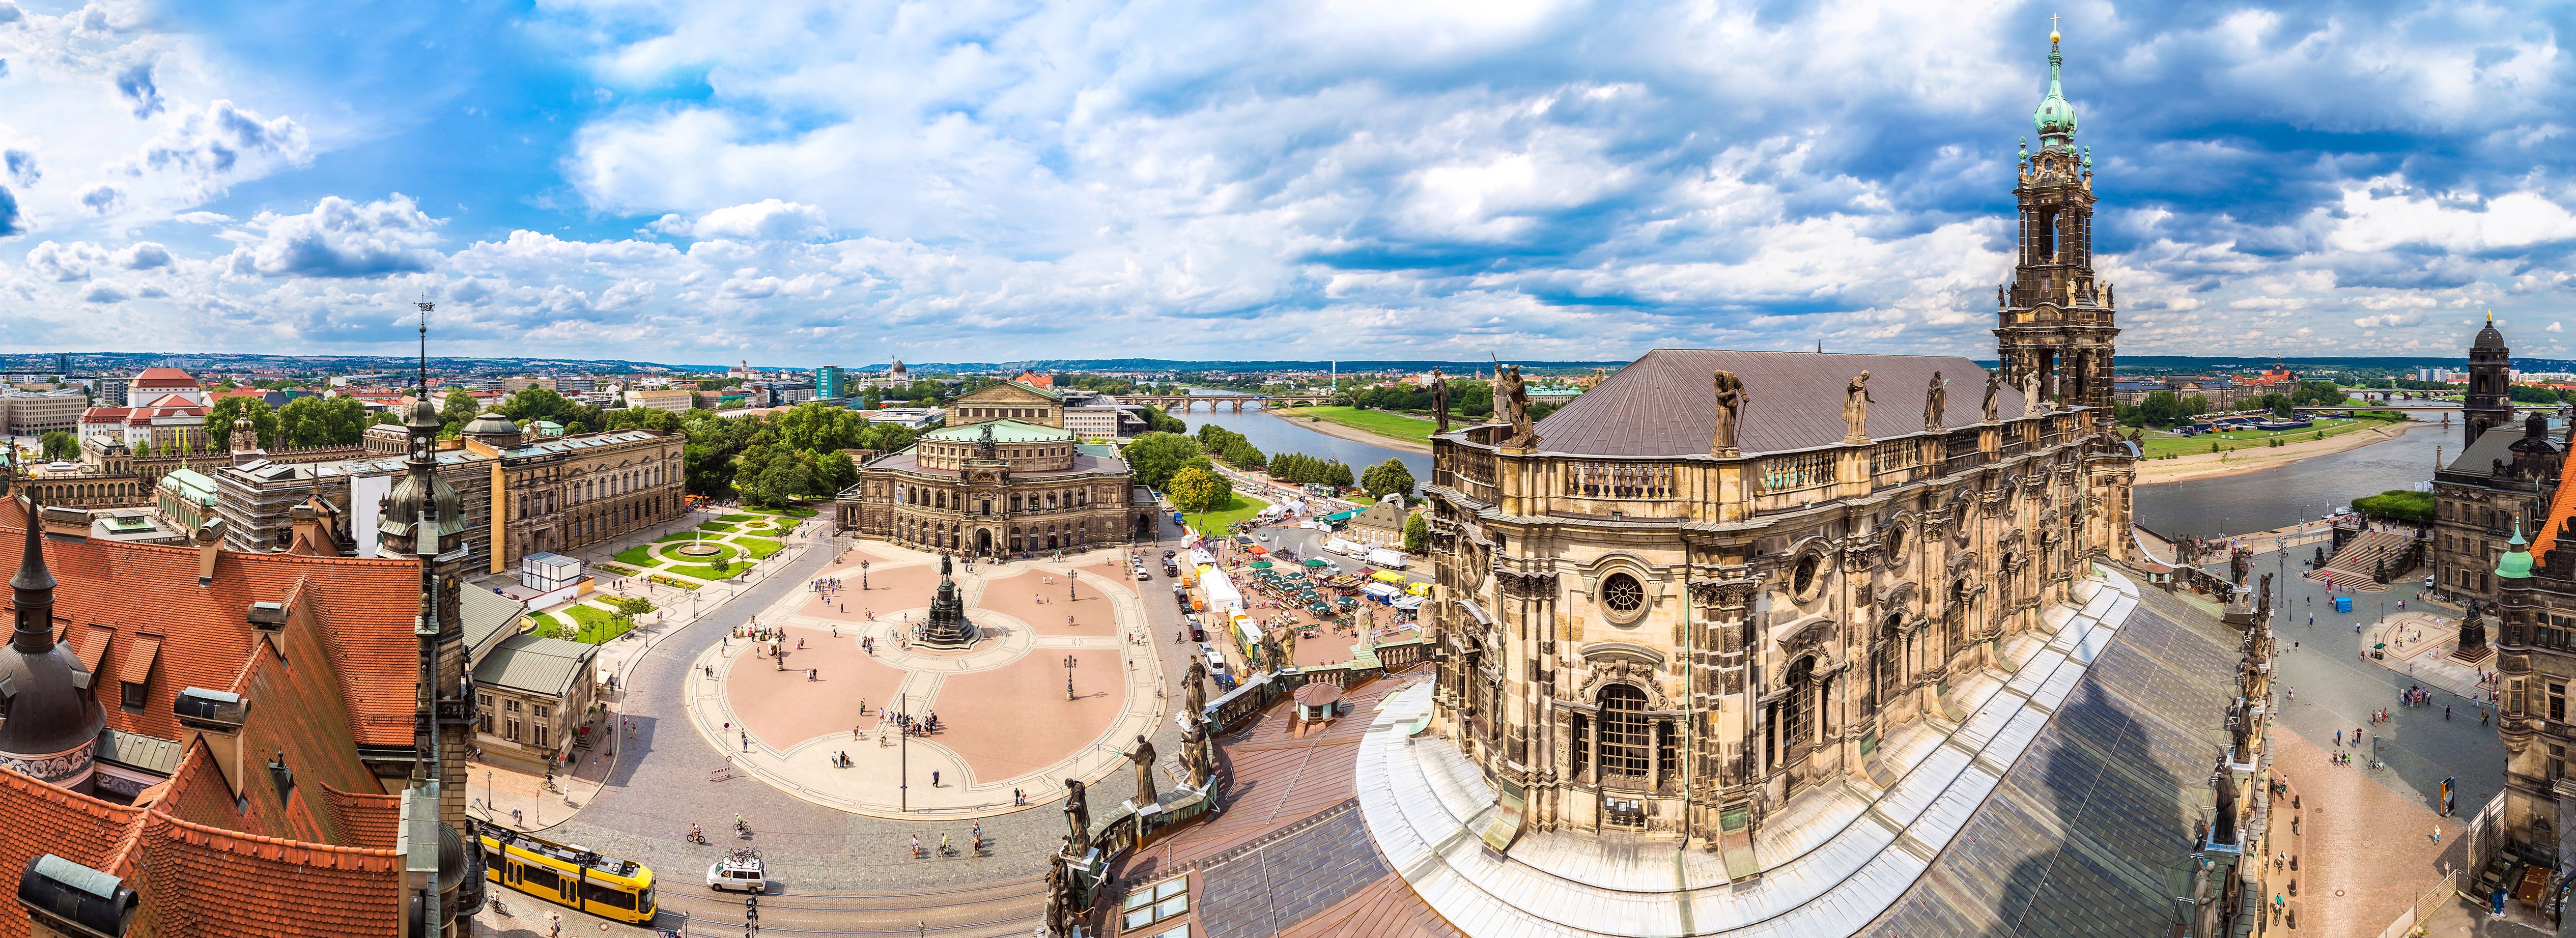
[1994,28,2118,411]
[2464,311,2512,446]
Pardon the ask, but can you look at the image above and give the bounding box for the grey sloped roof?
[1527,349,2029,458]
[472,633,594,697]
[2446,421,2559,472]
[461,588,529,662]
[1859,584,2236,937]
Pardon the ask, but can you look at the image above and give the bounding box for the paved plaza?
[686,546,1166,818]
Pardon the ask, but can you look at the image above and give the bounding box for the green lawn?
[612,546,657,566]
[531,612,567,634]
[697,521,738,533]
[1291,406,1440,445]
[655,532,702,544]
[559,604,638,644]
[656,542,742,563]
[742,506,819,518]
[738,537,783,559]
[718,513,757,522]
[665,562,748,581]
[596,562,640,577]
[2138,418,2379,459]
[1183,492,1272,537]
[647,574,701,590]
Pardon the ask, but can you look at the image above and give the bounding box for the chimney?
[245,602,287,632]
[192,519,224,587]
[173,687,250,798]
[16,855,136,938]
[287,504,328,556]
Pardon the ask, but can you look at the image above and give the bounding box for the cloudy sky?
[0,0,2570,367]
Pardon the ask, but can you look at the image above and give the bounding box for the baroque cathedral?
[1342,32,2276,938]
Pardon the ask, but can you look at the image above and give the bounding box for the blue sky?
[4,0,2575,367]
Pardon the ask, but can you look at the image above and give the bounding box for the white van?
[708,855,765,893]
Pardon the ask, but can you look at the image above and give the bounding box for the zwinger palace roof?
[1527,349,2033,459]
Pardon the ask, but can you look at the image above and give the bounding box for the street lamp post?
[898,694,908,812]
[861,560,870,590]
[1064,655,1079,700]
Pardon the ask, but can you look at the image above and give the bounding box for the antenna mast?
[415,298,433,396]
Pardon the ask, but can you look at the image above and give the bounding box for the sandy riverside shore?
[2136,420,2426,485]
[1264,408,1435,454]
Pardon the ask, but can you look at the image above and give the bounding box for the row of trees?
[1194,424,1266,469]
[1338,379,1492,418]
[1268,452,1354,489]
[2116,380,2351,428]
[206,395,378,450]
[600,400,922,507]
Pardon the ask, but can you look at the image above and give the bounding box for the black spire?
[9,493,53,655]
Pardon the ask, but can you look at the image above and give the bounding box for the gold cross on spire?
[2049,13,2061,44]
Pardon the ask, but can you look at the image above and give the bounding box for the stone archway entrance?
[976,529,994,554]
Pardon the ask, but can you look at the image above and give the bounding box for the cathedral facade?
[1421,37,2136,851]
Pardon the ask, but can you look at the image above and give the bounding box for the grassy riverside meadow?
[2133,415,2395,459]
[1287,406,1443,444]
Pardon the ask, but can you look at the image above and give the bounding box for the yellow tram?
[477,823,657,924]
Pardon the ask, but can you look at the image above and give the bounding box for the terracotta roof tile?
[116,635,161,688]
[0,771,146,938]
[128,810,402,938]
[0,500,422,749]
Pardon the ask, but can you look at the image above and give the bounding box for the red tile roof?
[0,771,146,938]
[131,368,201,388]
[0,500,423,750]
[127,811,401,937]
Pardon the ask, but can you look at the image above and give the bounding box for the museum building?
[835,380,1155,554]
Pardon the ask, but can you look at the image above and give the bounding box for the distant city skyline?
[1,2,2572,365]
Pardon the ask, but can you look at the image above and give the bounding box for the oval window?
[1602,573,1645,615]
[1792,554,1821,597]
[1883,525,1906,556]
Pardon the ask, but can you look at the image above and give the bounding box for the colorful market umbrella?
[1305,558,1328,567]
[1250,560,1273,569]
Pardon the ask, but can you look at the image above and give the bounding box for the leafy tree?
[1138,404,1187,434]
[1220,438,1266,468]
[1361,458,1416,500]
[1169,466,1232,514]
[500,388,601,433]
[815,450,860,495]
[37,431,74,461]
[276,395,372,447]
[1402,512,1428,553]
[774,402,871,453]
[2351,489,2434,523]
[204,397,277,450]
[132,440,152,457]
[605,406,686,433]
[1120,432,1202,489]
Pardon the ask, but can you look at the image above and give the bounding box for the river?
[1173,391,2452,542]
[1175,390,1433,486]
[2132,417,2455,541]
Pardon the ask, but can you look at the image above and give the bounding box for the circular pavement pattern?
[686,552,1162,819]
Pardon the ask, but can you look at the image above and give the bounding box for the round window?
[1792,554,1821,598]
[1602,573,1645,618]
[1883,525,1906,556]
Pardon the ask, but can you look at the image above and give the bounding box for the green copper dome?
[2032,36,2078,147]
[2498,520,2534,580]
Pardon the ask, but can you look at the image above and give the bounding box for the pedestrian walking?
[932,770,941,787]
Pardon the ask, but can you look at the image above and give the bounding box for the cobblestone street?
[479,516,1201,935]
